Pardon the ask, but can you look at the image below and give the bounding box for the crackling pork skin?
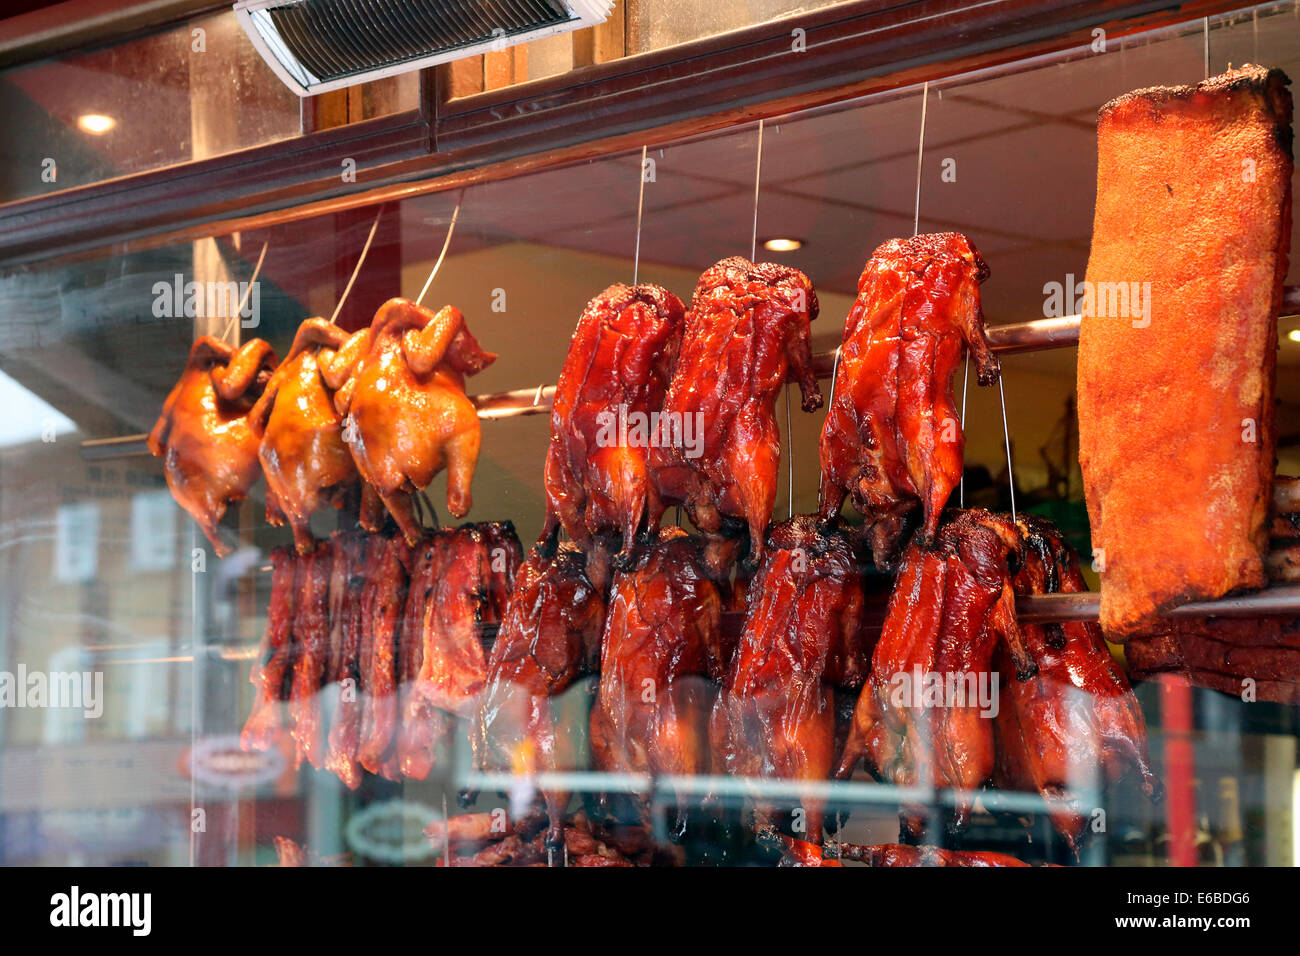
[1077,64,1293,640]
[149,336,278,556]
[818,233,998,570]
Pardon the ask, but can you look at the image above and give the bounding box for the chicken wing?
[819,233,998,570]
[651,258,821,572]
[149,336,278,556]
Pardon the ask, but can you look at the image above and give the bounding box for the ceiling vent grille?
[233,0,614,96]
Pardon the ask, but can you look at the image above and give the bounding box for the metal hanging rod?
[77,284,1300,457]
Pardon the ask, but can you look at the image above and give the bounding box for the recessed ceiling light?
[77,114,115,134]
[762,237,804,253]
[1289,329,1300,344]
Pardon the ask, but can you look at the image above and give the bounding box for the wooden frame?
[0,0,1261,267]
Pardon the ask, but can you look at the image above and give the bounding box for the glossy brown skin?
[249,319,359,554]
[835,509,1034,839]
[357,534,412,780]
[324,298,496,544]
[651,258,822,572]
[149,336,278,557]
[324,532,370,789]
[819,234,998,570]
[995,515,1160,853]
[710,517,866,845]
[542,284,686,575]
[241,545,297,752]
[288,539,332,770]
[474,541,605,849]
[399,522,522,780]
[756,826,845,867]
[591,528,727,836]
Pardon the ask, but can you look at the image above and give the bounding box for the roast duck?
[148,336,278,556]
[835,509,1033,840]
[473,538,606,850]
[241,522,520,788]
[819,232,999,570]
[710,516,870,844]
[248,318,359,554]
[650,257,823,572]
[995,515,1160,854]
[541,283,686,586]
[590,527,730,837]
[323,297,496,544]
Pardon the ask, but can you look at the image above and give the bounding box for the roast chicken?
[248,318,359,553]
[149,336,278,556]
[474,537,606,851]
[542,283,686,584]
[710,516,869,844]
[835,509,1034,840]
[591,527,729,838]
[994,514,1160,853]
[651,257,822,572]
[819,233,999,570]
[323,298,496,545]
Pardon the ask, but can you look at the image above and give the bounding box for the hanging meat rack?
[81,282,1300,627]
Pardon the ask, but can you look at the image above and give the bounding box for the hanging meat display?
[835,509,1033,840]
[324,297,496,544]
[248,318,359,553]
[818,232,999,570]
[541,283,686,586]
[756,826,1036,867]
[1077,64,1293,641]
[148,336,279,556]
[994,515,1160,854]
[590,527,729,837]
[650,257,822,572]
[710,516,869,844]
[473,540,606,851]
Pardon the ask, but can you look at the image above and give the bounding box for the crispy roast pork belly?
[1077,64,1293,640]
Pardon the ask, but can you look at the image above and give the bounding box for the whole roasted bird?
[995,515,1160,852]
[474,537,606,851]
[149,336,279,556]
[542,283,686,584]
[710,516,868,844]
[324,298,495,545]
[398,522,522,780]
[819,233,999,569]
[591,527,729,838]
[248,318,359,553]
[835,509,1034,840]
[651,257,822,572]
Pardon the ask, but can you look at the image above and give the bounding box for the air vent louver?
[234,0,614,96]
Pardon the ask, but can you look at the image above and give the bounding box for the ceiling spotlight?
[762,237,804,253]
[77,114,116,134]
[1289,329,1300,344]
